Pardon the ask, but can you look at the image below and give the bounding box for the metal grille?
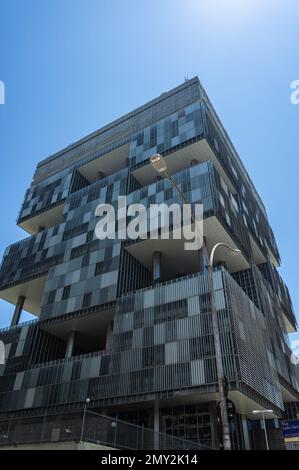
[0,410,212,450]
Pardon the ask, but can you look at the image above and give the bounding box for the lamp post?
[111,419,118,447]
[80,397,90,443]
[150,154,199,224]
[150,154,241,450]
[252,409,273,450]
[150,154,203,271]
[208,242,241,451]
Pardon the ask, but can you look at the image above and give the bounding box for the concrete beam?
[152,251,161,283]
[65,331,76,358]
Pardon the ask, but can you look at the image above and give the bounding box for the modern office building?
[0,77,298,449]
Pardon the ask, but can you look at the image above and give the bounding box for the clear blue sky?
[0,0,298,343]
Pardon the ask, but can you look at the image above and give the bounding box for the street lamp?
[111,420,118,447]
[150,154,203,260]
[80,397,90,442]
[252,409,273,450]
[150,154,242,450]
[150,154,168,174]
[208,242,241,451]
[150,154,199,218]
[209,243,241,268]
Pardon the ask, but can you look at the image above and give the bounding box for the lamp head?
[231,249,242,256]
[150,154,167,174]
[252,409,273,414]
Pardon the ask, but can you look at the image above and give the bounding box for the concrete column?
[202,236,209,271]
[154,400,160,450]
[152,251,161,283]
[65,331,76,358]
[198,247,205,272]
[11,295,25,327]
[241,415,251,450]
[105,320,114,350]
[209,401,219,449]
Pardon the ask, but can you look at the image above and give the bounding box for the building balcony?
[123,160,251,281]
[76,142,130,184]
[0,158,252,322]
[129,101,280,267]
[17,167,73,235]
[0,230,65,316]
[258,262,297,332]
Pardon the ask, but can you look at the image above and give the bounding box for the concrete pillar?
[154,400,160,450]
[152,251,161,283]
[202,236,209,271]
[65,331,76,358]
[11,295,25,327]
[197,247,205,272]
[241,415,251,450]
[209,401,219,449]
[105,320,114,350]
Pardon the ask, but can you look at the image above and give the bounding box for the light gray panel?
[154,324,165,345]
[24,387,36,408]
[188,296,200,316]
[191,359,205,386]
[13,371,24,391]
[4,342,12,359]
[80,359,91,379]
[132,328,143,349]
[15,339,25,357]
[165,342,177,365]
[20,325,29,340]
[62,363,73,382]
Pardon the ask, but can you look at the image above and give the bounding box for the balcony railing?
[0,318,38,334]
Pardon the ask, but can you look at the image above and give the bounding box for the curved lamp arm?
[209,242,241,268]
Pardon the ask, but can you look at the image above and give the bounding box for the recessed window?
[95,262,104,276]
[62,285,71,300]
[136,132,144,147]
[82,253,90,267]
[82,292,92,308]
[52,225,59,236]
[47,290,56,304]
[171,120,179,138]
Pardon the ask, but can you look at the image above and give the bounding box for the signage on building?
[282,419,299,443]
